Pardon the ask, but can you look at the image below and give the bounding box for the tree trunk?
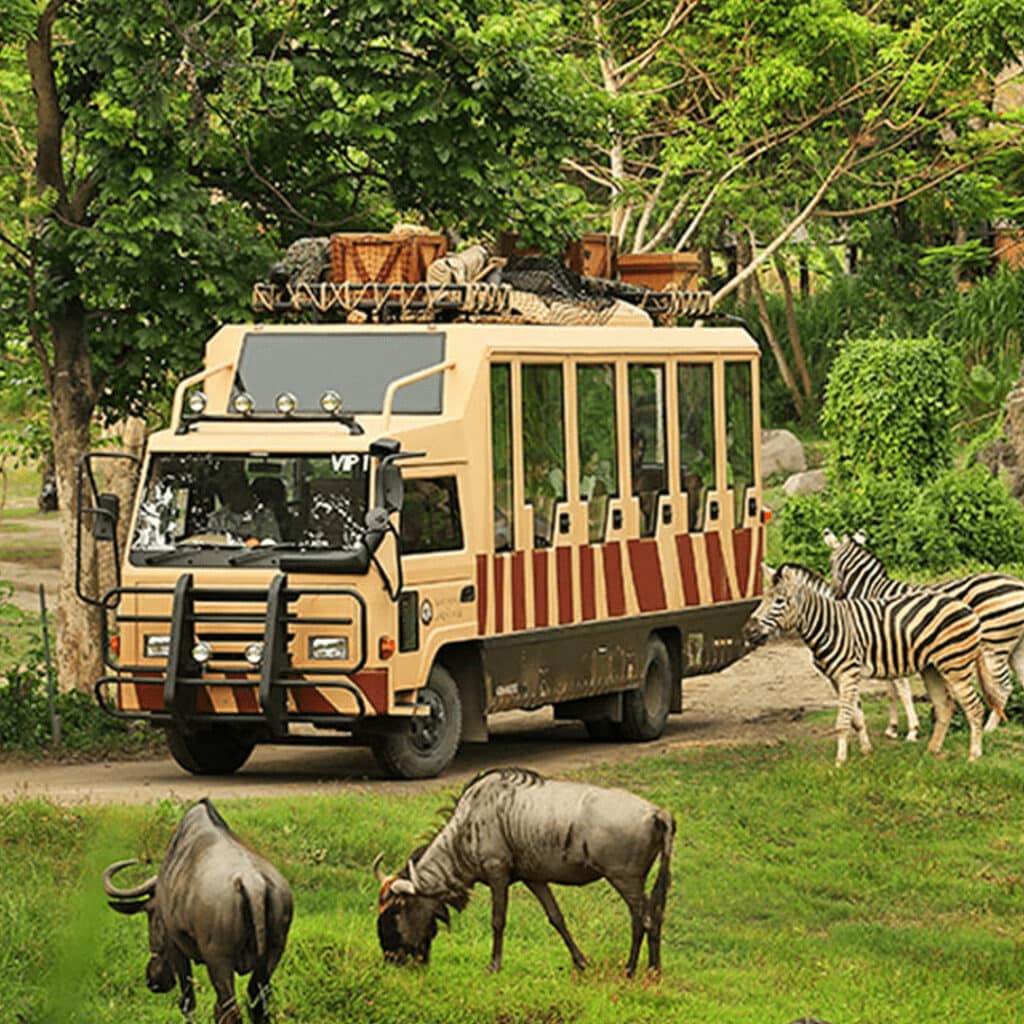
[751,269,805,420]
[48,299,102,693]
[773,256,813,401]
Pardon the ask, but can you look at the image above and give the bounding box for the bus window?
[678,362,716,531]
[726,360,755,525]
[577,363,618,543]
[491,363,513,551]
[401,477,463,554]
[522,363,566,548]
[628,363,666,538]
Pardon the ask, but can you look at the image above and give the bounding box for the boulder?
[762,429,806,477]
[783,469,827,497]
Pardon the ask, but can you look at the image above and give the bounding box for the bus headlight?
[320,390,343,414]
[275,391,297,415]
[145,634,171,659]
[244,642,265,667]
[309,636,348,661]
[233,392,255,415]
[187,390,208,414]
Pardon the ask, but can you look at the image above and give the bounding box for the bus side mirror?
[376,463,404,514]
[93,493,120,541]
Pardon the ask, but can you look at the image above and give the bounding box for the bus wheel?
[619,636,672,741]
[371,664,463,780]
[165,726,254,775]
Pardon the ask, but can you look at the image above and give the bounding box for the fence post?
[38,584,61,746]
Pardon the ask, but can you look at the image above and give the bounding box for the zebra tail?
[976,650,1007,721]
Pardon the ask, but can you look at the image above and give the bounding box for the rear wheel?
[619,635,673,741]
[371,664,462,779]
[166,726,254,775]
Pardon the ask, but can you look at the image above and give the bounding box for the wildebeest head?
[103,859,176,993]
[373,852,456,965]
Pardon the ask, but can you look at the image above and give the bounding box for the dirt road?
[0,638,880,805]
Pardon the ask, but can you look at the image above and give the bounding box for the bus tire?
[165,726,254,775]
[371,663,462,780]
[619,635,672,742]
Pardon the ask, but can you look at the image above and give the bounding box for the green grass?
[5,709,1024,1023]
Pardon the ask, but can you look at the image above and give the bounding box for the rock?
[783,468,827,497]
[762,429,806,477]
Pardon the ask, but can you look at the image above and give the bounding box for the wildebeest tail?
[238,876,269,966]
[649,809,675,926]
[976,649,1007,721]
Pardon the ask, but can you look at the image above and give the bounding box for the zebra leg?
[833,669,863,766]
[934,666,985,761]
[851,699,872,755]
[921,667,955,757]
[984,649,1013,732]
[884,679,901,739]
[895,676,919,742]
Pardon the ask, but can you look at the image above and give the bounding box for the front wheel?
[166,726,254,775]
[370,664,463,779]
[619,635,673,741]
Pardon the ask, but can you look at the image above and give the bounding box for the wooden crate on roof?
[618,252,701,291]
[328,232,447,284]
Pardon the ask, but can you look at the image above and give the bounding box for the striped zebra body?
[827,531,1023,733]
[742,563,990,764]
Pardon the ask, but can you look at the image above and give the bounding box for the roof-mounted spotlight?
[187,390,208,414]
[320,390,343,415]
[233,392,255,415]
[275,392,297,415]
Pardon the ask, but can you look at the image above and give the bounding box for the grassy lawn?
[5,709,1024,1023]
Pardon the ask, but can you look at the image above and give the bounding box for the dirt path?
[0,638,879,805]
[1,502,61,613]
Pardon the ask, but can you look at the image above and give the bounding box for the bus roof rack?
[251,281,714,324]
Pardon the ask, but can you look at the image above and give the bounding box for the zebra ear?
[762,563,775,587]
[823,528,839,549]
[853,528,867,545]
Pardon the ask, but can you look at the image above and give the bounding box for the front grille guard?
[95,573,369,737]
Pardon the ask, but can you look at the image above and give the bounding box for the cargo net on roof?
[254,237,712,325]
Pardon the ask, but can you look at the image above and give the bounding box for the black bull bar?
[95,573,369,736]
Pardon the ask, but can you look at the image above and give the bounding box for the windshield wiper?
[140,542,235,565]
[227,543,306,565]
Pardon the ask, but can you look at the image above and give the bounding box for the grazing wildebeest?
[103,798,293,1024]
[374,767,675,976]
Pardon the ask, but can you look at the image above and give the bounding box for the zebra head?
[743,564,801,645]
[825,528,884,598]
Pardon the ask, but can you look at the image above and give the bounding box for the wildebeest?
[103,798,293,1023]
[374,767,675,976]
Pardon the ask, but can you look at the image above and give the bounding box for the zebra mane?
[776,562,833,594]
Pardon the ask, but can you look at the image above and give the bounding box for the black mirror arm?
[366,518,404,603]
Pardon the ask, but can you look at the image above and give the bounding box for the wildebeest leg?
[523,880,587,970]
[246,971,272,1024]
[209,968,242,1024]
[607,876,647,977]
[175,960,195,1020]
[486,880,510,973]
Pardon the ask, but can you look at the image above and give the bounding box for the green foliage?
[0,587,157,756]
[821,335,958,486]
[779,466,1024,575]
[8,734,1024,1021]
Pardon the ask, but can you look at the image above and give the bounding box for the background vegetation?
[5,723,1024,1023]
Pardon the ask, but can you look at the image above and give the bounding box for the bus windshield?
[129,452,369,562]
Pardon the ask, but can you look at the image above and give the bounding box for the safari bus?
[76,274,766,779]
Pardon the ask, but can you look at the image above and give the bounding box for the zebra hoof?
[904,731,918,743]
[884,727,900,740]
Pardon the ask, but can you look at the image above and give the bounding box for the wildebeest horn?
[372,852,388,883]
[103,859,157,900]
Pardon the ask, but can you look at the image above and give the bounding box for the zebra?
[825,529,1023,735]
[742,563,999,765]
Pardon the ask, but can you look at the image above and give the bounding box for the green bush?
[0,589,157,757]
[821,335,958,486]
[779,466,1024,575]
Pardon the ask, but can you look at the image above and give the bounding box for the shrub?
[821,335,958,486]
